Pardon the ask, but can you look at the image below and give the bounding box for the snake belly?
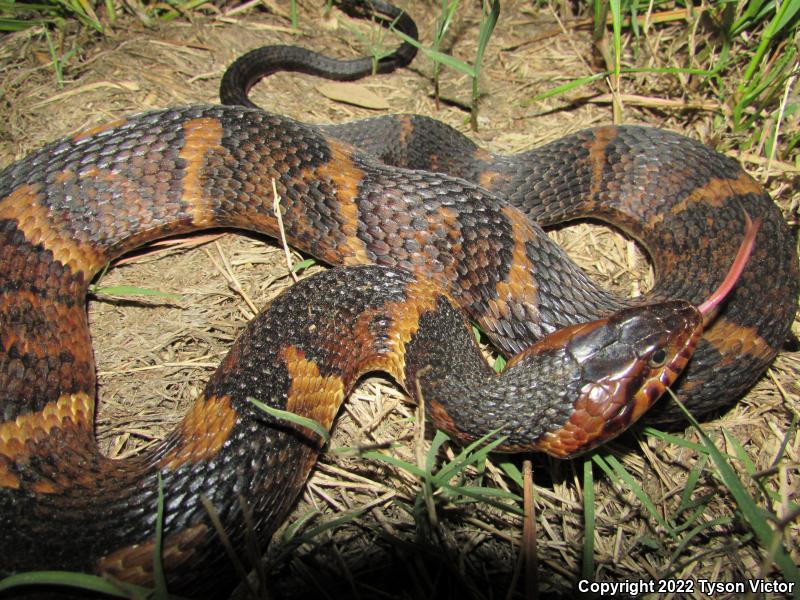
[0,105,797,595]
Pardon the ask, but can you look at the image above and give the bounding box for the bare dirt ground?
[1,1,798,598]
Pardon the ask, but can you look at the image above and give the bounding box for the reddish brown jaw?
[517,299,705,458]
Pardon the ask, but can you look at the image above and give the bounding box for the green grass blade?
[471,324,482,343]
[723,428,757,475]
[642,426,709,455]
[104,0,115,23]
[281,509,321,543]
[0,572,154,598]
[274,508,369,564]
[593,453,672,534]
[89,263,182,299]
[74,0,102,30]
[581,458,595,580]
[731,0,769,35]
[628,0,640,38]
[672,394,800,585]
[432,0,459,96]
[525,72,609,102]
[432,430,506,485]
[442,484,523,515]
[292,507,368,545]
[426,429,450,473]
[591,0,606,43]
[447,484,520,501]
[672,497,715,535]
[436,0,459,43]
[771,412,797,469]
[528,65,718,104]
[670,516,734,565]
[0,16,51,29]
[247,397,330,443]
[609,0,622,78]
[769,0,800,38]
[361,449,428,478]
[0,0,58,10]
[291,258,316,273]
[677,453,709,515]
[153,473,168,600]
[739,50,797,110]
[624,66,720,76]
[497,460,523,488]
[44,28,63,86]
[474,0,499,72]
[741,0,800,87]
[341,9,399,69]
[390,26,476,78]
[90,284,182,299]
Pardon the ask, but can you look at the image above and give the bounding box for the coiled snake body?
[0,15,797,600]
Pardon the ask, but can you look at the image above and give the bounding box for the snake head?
[530,212,761,458]
[525,301,703,458]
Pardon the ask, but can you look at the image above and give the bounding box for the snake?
[1,1,798,597]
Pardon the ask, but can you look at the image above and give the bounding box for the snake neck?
[401,298,580,449]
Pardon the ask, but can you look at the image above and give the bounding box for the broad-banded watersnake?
[0,1,797,597]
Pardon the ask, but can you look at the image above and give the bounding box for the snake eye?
[649,349,668,368]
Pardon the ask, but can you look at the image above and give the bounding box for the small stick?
[523,459,539,600]
[272,178,299,283]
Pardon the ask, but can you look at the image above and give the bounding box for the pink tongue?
[698,212,761,322]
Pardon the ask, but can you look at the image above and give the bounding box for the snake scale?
[0,0,797,597]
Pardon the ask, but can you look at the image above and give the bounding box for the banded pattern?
[320,114,798,419]
[0,105,796,596]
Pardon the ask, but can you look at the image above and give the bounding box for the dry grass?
[0,1,797,599]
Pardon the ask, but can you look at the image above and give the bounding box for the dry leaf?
[316,82,390,110]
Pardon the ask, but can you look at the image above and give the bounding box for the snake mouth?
[585,305,704,454]
[626,313,704,425]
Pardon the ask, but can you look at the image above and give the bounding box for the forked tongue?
[697,212,761,325]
